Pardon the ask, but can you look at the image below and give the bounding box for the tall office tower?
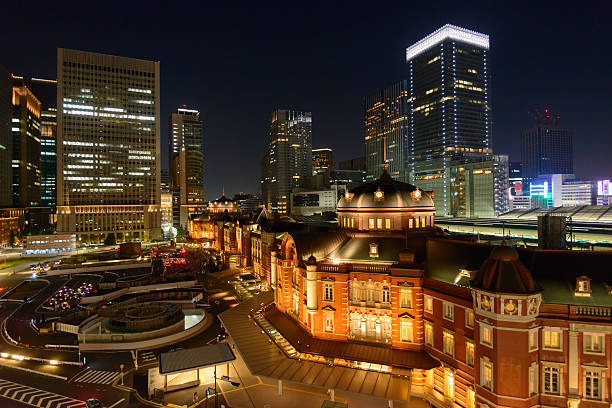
[332,156,366,191]
[11,77,42,207]
[263,109,312,213]
[169,108,204,226]
[29,78,57,207]
[0,66,11,207]
[509,161,522,188]
[364,80,409,182]
[521,109,573,180]
[312,147,333,189]
[56,49,161,242]
[407,25,492,215]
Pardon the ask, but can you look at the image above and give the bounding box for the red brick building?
[242,170,612,408]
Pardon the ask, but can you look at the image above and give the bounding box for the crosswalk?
[71,369,120,385]
[0,378,84,408]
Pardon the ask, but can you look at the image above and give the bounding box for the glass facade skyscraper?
[364,80,409,182]
[0,65,11,207]
[262,109,312,213]
[521,110,572,181]
[56,49,161,242]
[406,25,492,215]
[169,107,204,226]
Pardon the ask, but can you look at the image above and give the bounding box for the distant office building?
[11,77,42,207]
[365,80,409,182]
[29,78,57,207]
[0,66,11,207]
[290,186,342,216]
[312,148,333,189]
[160,169,169,192]
[509,193,532,211]
[521,109,573,180]
[332,156,366,191]
[529,174,594,208]
[406,25,492,215]
[233,193,262,213]
[169,107,205,226]
[561,180,595,207]
[449,155,509,217]
[262,109,312,213]
[509,161,523,191]
[56,48,161,242]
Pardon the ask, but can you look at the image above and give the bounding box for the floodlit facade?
[56,49,161,242]
[365,80,410,182]
[169,107,204,227]
[262,109,312,214]
[407,25,492,215]
[312,147,333,189]
[0,65,11,207]
[228,171,612,408]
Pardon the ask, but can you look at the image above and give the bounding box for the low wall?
[80,280,197,305]
[79,317,187,343]
[78,312,210,351]
[52,261,152,276]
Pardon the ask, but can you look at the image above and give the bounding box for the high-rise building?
[521,109,573,180]
[29,78,57,207]
[365,80,409,182]
[56,49,161,242]
[332,156,366,191]
[11,77,42,207]
[406,25,492,215]
[169,107,204,226]
[262,109,312,213]
[0,66,11,207]
[312,147,333,189]
[509,161,523,190]
[449,154,509,217]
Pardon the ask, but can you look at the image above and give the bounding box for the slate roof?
[327,236,409,263]
[159,343,236,374]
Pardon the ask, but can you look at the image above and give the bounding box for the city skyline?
[2,1,611,199]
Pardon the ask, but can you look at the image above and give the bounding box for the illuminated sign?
[598,180,611,196]
[530,181,549,198]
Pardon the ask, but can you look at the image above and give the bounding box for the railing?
[573,306,611,318]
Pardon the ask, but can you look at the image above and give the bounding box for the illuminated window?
[368,218,374,229]
[575,276,591,296]
[480,323,493,347]
[584,370,601,400]
[369,243,379,258]
[466,341,474,366]
[443,330,455,356]
[425,322,434,346]
[543,366,560,395]
[529,328,539,351]
[467,387,475,408]
[443,302,454,321]
[400,288,412,308]
[376,218,382,229]
[465,310,474,328]
[409,219,413,228]
[543,327,561,350]
[324,311,334,333]
[350,218,354,228]
[323,283,333,302]
[424,295,433,313]
[529,363,538,395]
[481,358,493,390]
[426,369,434,387]
[400,318,413,342]
[444,369,454,400]
[584,333,604,354]
[385,218,391,229]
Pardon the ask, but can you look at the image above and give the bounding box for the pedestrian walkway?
[71,369,120,384]
[0,378,84,407]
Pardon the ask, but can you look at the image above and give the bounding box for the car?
[85,398,103,408]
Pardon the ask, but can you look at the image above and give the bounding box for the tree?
[104,233,116,246]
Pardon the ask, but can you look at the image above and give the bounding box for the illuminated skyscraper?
[312,147,333,189]
[56,49,161,242]
[364,80,409,182]
[262,109,312,213]
[11,77,42,207]
[407,25,492,215]
[0,65,11,207]
[169,107,204,226]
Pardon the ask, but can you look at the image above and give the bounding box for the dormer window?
[369,243,379,258]
[575,276,591,297]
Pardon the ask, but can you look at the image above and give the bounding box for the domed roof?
[471,243,541,294]
[338,169,434,209]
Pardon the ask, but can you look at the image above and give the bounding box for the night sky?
[2,1,611,199]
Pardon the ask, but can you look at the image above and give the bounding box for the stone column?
[270,250,278,290]
[568,329,579,396]
[306,257,317,314]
